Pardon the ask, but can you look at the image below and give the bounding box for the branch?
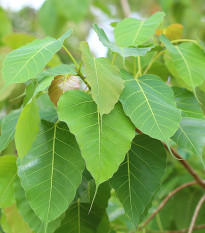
[139,181,197,229]
[188,194,205,233]
[120,0,131,17]
[162,142,205,190]
[144,224,205,233]
[135,128,205,190]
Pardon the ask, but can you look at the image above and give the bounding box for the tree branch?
[120,0,131,17]
[135,128,205,190]
[139,181,197,229]
[188,194,205,233]
[162,142,205,190]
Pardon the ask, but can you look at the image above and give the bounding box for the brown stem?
[139,181,197,229]
[120,0,131,17]
[135,128,205,190]
[188,194,205,233]
[144,224,205,233]
[162,142,205,190]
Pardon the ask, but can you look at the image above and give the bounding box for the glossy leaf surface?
[58,90,135,186]
[111,134,166,225]
[80,41,124,115]
[114,12,165,47]
[2,29,73,85]
[17,120,85,224]
[120,70,181,143]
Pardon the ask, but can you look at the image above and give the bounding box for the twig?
[143,224,205,233]
[162,143,205,190]
[139,181,197,229]
[120,0,131,17]
[188,194,205,233]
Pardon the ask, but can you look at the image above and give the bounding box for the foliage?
[0,1,205,233]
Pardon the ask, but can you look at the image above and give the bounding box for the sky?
[0,0,45,11]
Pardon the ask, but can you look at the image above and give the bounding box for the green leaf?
[15,99,40,159]
[0,109,21,154]
[0,8,12,44]
[14,177,65,233]
[93,24,154,58]
[120,70,181,144]
[2,29,73,85]
[160,35,205,89]
[172,87,204,119]
[114,12,165,47]
[24,64,76,105]
[0,155,17,208]
[57,90,135,186]
[1,204,33,233]
[39,108,58,123]
[148,187,205,230]
[2,33,36,49]
[55,182,110,233]
[110,134,167,226]
[57,0,90,23]
[17,120,85,224]
[80,41,124,115]
[171,118,205,166]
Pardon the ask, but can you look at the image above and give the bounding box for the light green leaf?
[160,35,205,89]
[93,24,154,58]
[172,87,204,119]
[114,12,165,47]
[0,8,12,44]
[0,109,21,154]
[17,120,85,224]
[111,134,167,225]
[2,29,73,85]
[0,155,17,208]
[14,177,65,233]
[24,64,76,105]
[172,118,205,166]
[15,99,40,159]
[1,204,33,233]
[80,41,124,115]
[55,182,110,233]
[120,70,181,144]
[2,33,36,49]
[57,90,135,186]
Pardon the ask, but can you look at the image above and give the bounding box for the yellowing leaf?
[156,24,183,41]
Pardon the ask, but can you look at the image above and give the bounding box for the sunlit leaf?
[156,23,183,41]
[1,204,33,233]
[57,90,135,186]
[0,155,17,208]
[80,41,124,115]
[120,70,181,144]
[17,120,85,224]
[2,29,73,85]
[2,33,36,49]
[93,24,154,58]
[0,109,21,154]
[114,12,165,47]
[15,98,40,159]
[160,35,205,89]
[111,134,166,225]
